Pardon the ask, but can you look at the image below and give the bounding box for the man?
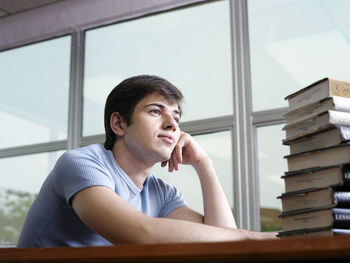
[18,75,276,247]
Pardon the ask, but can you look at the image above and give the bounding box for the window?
[257,125,287,231]
[0,151,63,245]
[248,0,350,230]
[83,0,233,136]
[249,0,350,112]
[0,36,71,148]
[0,36,71,245]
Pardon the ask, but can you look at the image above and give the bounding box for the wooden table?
[1,236,350,262]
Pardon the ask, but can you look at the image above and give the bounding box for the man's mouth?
[158,135,175,144]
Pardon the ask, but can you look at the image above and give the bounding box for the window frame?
[0,1,289,240]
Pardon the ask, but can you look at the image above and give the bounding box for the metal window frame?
[0,0,289,234]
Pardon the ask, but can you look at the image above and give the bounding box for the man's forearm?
[134,215,273,244]
[193,157,237,228]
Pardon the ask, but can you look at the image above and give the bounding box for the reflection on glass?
[0,151,64,245]
[0,36,70,149]
[152,131,233,214]
[257,124,288,231]
[84,0,233,136]
[248,0,350,111]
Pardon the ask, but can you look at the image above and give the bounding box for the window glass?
[0,36,71,149]
[84,0,232,136]
[257,124,288,231]
[248,0,350,111]
[152,131,233,214]
[0,151,64,245]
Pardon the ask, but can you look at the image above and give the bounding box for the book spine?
[330,80,350,98]
[333,208,350,228]
[344,169,350,186]
[333,96,350,112]
[334,192,350,207]
[329,110,350,126]
[332,228,350,235]
[340,126,350,140]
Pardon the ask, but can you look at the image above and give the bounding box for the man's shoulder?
[56,144,111,169]
[62,144,108,160]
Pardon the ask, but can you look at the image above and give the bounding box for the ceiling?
[0,0,64,19]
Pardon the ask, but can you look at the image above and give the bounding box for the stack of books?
[278,78,350,238]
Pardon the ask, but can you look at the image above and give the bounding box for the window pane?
[152,131,233,214]
[0,151,64,245]
[0,36,71,148]
[248,0,350,111]
[84,1,232,136]
[257,125,288,231]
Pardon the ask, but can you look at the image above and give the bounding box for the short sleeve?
[152,177,188,217]
[53,149,114,206]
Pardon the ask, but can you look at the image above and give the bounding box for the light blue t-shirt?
[17,144,187,247]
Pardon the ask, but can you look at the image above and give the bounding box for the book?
[284,126,350,155]
[282,164,350,193]
[282,110,350,142]
[280,207,350,232]
[278,226,350,238]
[285,144,350,172]
[284,96,350,125]
[285,78,350,112]
[279,187,350,213]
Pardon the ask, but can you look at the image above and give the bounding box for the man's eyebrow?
[144,103,181,116]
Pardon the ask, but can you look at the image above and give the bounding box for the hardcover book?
[282,164,350,193]
[279,187,350,213]
[284,96,350,125]
[280,207,350,232]
[285,144,350,172]
[282,110,350,142]
[278,226,350,238]
[284,127,350,154]
[285,78,350,111]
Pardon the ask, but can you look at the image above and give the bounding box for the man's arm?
[72,186,275,245]
[163,132,236,228]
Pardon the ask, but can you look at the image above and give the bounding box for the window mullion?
[67,31,85,150]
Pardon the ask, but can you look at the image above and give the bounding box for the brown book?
[284,96,350,125]
[278,226,350,238]
[285,78,350,112]
[279,188,350,213]
[284,127,350,155]
[282,165,350,193]
[285,144,350,172]
[280,207,350,232]
[282,110,350,142]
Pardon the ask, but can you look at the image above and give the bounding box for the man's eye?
[150,109,161,115]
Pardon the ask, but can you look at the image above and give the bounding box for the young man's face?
[122,92,181,164]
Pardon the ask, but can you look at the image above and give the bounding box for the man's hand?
[161,132,209,172]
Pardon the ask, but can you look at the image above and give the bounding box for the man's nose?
[162,115,178,131]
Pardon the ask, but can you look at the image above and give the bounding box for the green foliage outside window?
[0,189,35,244]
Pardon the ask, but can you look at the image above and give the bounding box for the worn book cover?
[283,126,350,154]
[283,110,350,142]
[280,207,350,232]
[284,96,350,125]
[278,187,350,213]
[282,164,350,193]
[278,226,350,238]
[285,78,350,111]
[285,143,350,172]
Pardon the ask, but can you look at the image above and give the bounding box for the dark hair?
[104,75,184,150]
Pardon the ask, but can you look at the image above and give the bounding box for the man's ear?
[110,112,127,136]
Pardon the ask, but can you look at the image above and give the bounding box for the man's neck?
[111,141,153,189]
